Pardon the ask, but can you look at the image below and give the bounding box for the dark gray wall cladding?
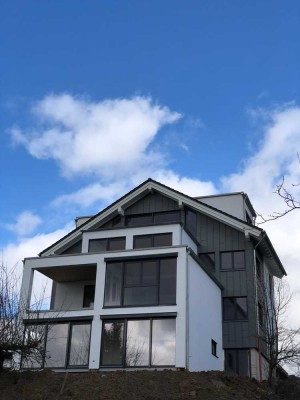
[196,212,257,349]
[59,239,82,255]
[125,192,179,215]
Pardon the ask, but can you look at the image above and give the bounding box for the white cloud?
[6,211,42,236]
[11,94,181,178]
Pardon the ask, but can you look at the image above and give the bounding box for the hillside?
[1,370,299,400]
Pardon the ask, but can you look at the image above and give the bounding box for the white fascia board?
[42,181,262,256]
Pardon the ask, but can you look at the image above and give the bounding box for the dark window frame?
[104,257,177,308]
[220,250,245,270]
[211,339,218,357]
[224,348,250,376]
[133,233,172,249]
[100,317,176,368]
[21,321,92,370]
[83,285,95,308]
[223,297,248,321]
[88,236,126,253]
[125,210,181,227]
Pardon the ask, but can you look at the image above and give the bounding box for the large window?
[22,322,91,369]
[101,318,176,367]
[88,237,126,252]
[133,233,172,249]
[104,257,177,307]
[225,349,250,376]
[221,251,245,270]
[126,211,181,227]
[223,297,248,321]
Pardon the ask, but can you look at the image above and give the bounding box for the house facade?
[20,179,286,378]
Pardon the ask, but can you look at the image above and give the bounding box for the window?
[269,274,273,297]
[133,233,172,249]
[104,257,177,307]
[258,302,264,327]
[256,257,262,281]
[101,318,176,367]
[198,253,215,270]
[221,251,245,270]
[88,237,126,252]
[225,349,250,376]
[223,297,248,320]
[185,208,197,236]
[126,211,181,226]
[83,285,95,308]
[211,340,217,357]
[22,321,91,369]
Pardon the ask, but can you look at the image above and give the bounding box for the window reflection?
[102,321,124,366]
[126,320,150,366]
[151,319,176,366]
[69,324,91,366]
[45,324,69,368]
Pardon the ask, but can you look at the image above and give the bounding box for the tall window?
[101,318,176,367]
[88,237,126,252]
[133,233,172,249]
[221,251,245,270]
[83,285,95,308]
[104,257,177,307]
[225,349,250,376]
[223,297,248,320]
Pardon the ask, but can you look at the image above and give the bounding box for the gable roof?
[38,178,286,277]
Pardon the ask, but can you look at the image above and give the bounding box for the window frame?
[83,285,95,308]
[125,210,181,227]
[21,321,92,370]
[220,250,245,270]
[100,317,176,368]
[104,257,177,308]
[88,236,126,253]
[224,348,250,376]
[211,339,218,357]
[223,297,248,321]
[133,233,173,249]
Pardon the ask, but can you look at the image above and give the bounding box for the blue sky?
[1,1,300,324]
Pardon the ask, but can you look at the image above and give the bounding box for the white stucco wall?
[199,194,245,221]
[53,280,95,310]
[187,255,223,372]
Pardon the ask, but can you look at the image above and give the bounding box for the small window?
[256,257,262,281]
[269,274,273,297]
[154,211,181,224]
[88,237,125,252]
[221,251,245,270]
[126,214,152,226]
[198,253,215,270]
[133,233,172,249]
[185,208,197,236]
[258,302,264,327]
[211,340,217,357]
[223,297,248,321]
[83,285,95,308]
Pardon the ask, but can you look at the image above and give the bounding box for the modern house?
[20,178,286,379]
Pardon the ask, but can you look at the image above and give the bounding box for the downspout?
[186,247,190,371]
[254,232,266,383]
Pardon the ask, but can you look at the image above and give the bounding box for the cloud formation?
[6,211,42,236]
[11,94,181,178]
